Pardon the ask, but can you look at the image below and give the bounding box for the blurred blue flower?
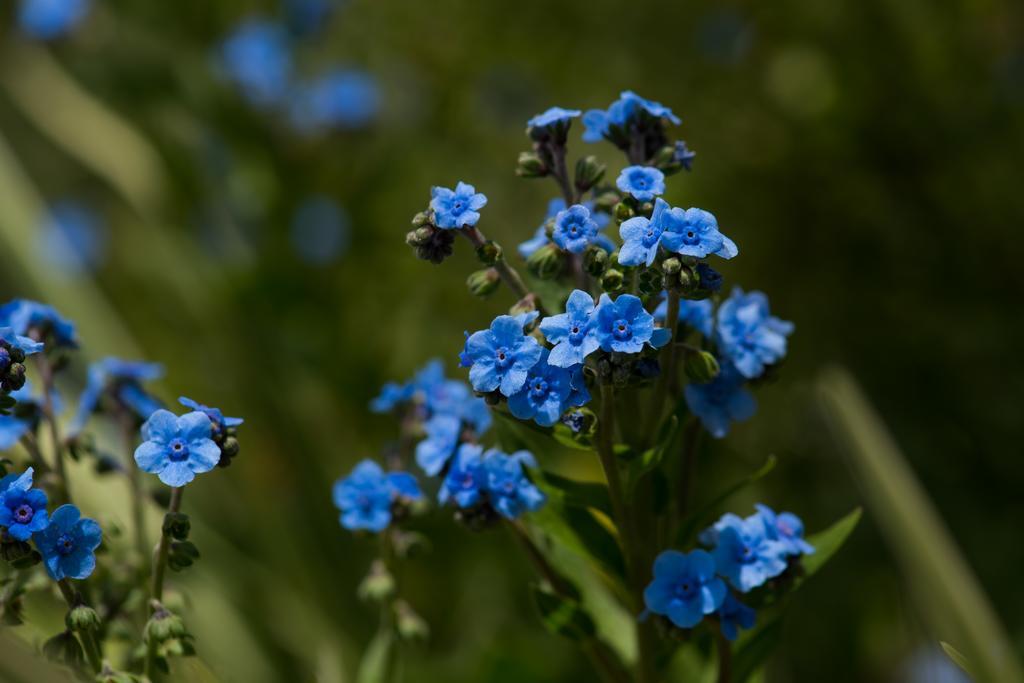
[696,263,723,292]
[527,107,581,130]
[0,299,77,349]
[438,443,488,509]
[684,363,756,438]
[33,504,101,581]
[178,397,243,441]
[17,0,90,40]
[717,593,756,641]
[35,201,107,276]
[290,69,379,132]
[70,357,163,435]
[134,410,219,488]
[674,141,697,171]
[333,459,421,532]
[219,20,292,107]
[654,292,713,338]
[643,549,726,629]
[0,328,44,358]
[507,348,575,427]
[716,288,794,379]
[0,384,40,450]
[484,450,545,519]
[430,182,487,230]
[582,91,680,143]
[540,289,599,368]
[0,468,48,541]
[290,195,350,266]
[618,198,670,267]
[552,204,599,254]
[594,293,671,354]
[371,359,491,434]
[415,414,461,476]
[461,314,542,397]
[616,166,665,202]
[566,366,591,408]
[370,382,414,413]
[706,513,787,592]
[659,205,738,260]
[755,503,814,557]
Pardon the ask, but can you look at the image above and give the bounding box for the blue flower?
[33,504,101,581]
[654,292,714,338]
[616,166,665,202]
[178,397,243,441]
[0,469,48,541]
[333,459,422,532]
[415,414,461,476]
[715,288,794,379]
[684,363,756,438]
[659,205,738,260]
[696,263,723,292]
[582,91,681,142]
[0,328,44,357]
[755,504,815,557]
[439,443,488,509]
[461,315,542,397]
[484,450,545,519]
[507,348,575,427]
[527,107,581,131]
[518,199,611,258]
[552,204,599,254]
[70,357,163,435]
[643,549,726,629]
[289,69,379,132]
[36,201,107,275]
[618,198,671,267]
[430,182,487,230]
[674,141,697,171]
[539,290,600,368]
[0,300,77,349]
[370,382,414,413]
[717,593,756,641]
[706,514,787,593]
[17,0,90,40]
[134,410,220,488]
[219,20,292,107]
[594,293,671,354]
[566,366,591,408]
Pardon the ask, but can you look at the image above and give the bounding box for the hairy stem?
[57,579,103,674]
[458,227,543,313]
[149,487,183,604]
[33,353,69,505]
[643,290,680,447]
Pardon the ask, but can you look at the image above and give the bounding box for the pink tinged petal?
[142,409,179,443]
[178,411,214,442]
[135,441,168,473]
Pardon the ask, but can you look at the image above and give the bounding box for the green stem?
[19,433,50,476]
[459,227,544,313]
[57,579,103,674]
[149,487,183,604]
[121,412,147,571]
[643,290,680,446]
[33,353,70,505]
[677,417,701,520]
[716,631,732,683]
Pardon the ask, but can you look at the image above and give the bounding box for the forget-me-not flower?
[518,199,611,258]
[507,348,575,427]
[674,141,696,171]
[219,19,293,108]
[527,107,581,132]
[755,503,814,557]
[0,384,40,450]
[430,182,487,230]
[551,204,599,254]
[484,450,545,519]
[70,357,164,435]
[706,513,788,593]
[0,468,48,541]
[0,300,77,349]
[17,0,91,40]
[438,443,489,509]
[616,166,665,202]
[659,205,738,260]
[540,289,600,368]
[618,198,670,267]
[716,288,794,379]
[178,397,243,441]
[684,363,756,438]
[654,292,714,338]
[333,459,422,532]
[289,69,379,132]
[718,593,756,641]
[33,504,101,581]
[134,410,220,487]
[415,414,461,476]
[594,293,671,354]
[582,91,681,143]
[696,263,723,292]
[643,549,726,629]
[461,315,542,397]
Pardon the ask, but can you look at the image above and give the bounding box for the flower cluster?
[646,503,813,640]
[439,445,545,523]
[333,460,423,532]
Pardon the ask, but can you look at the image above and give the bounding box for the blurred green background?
[1,0,1022,680]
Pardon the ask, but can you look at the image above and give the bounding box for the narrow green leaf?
[541,471,611,516]
[530,484,626,583]
[732,617,783,683]
[675,456,777,546]
[800,507,861,579]
[531,584,597,640]
[355,628,394,683]
[940,641,973,677]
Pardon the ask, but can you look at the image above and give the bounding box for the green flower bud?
[593,191,620,213]
[515,151,547,178]
[357,560,395,603]
[574,155,606,193]
[162,512,190,541]
[600,269,624,293]
[145,606,186,644]
[653,145,677,168]
[685,351,720,384]
[613,202,634,223]
[527,243,564,280]
[410,211,432,229]
[677,265,698,294]
[219,435,240,464]
[65,605,100,633]
[582,245,608,277]
[405,226,433,248]
[466,269,501,298]
[509,294,539,320]
[661,257,681,275]
[475,240,502,266]
[395,601,429,642]
[167,541,200,572]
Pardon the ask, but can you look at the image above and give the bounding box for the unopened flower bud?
[582,245,608,277]
[466,269,501,298]
[405,226,434,248]
[685,351,720,384]
[600,269,624,293]
[661,257,681,276]
[395,600,429,642]
[145,605,186,644]
[594,192,620,213]
[561,407,597,438]
[358,560,395,603]
[412,228,455,264]
[516,151,547,178]
[65,605,100,633]
[677,265,698,293]
[653,145,677,168]
[410,211,432,228]
[613,202,634,223]
[574,155,606,193]
[527,243,563,280]
[475,240,502,266]
[162,512,190,541]
[509,295,539,319]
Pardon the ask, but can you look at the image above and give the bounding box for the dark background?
[1,0,1021,680]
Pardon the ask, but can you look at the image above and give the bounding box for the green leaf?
[530,484,626,584]
[492,409,561,455]
[800,507,861,579]
[940,641,973,677]
[524,273,573,316]
[675,456,777,546]
[541,471,611,516]
[732,617,783,683]
[355,628,394,683]
[551,423,594,451]
[530,584,597,641]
